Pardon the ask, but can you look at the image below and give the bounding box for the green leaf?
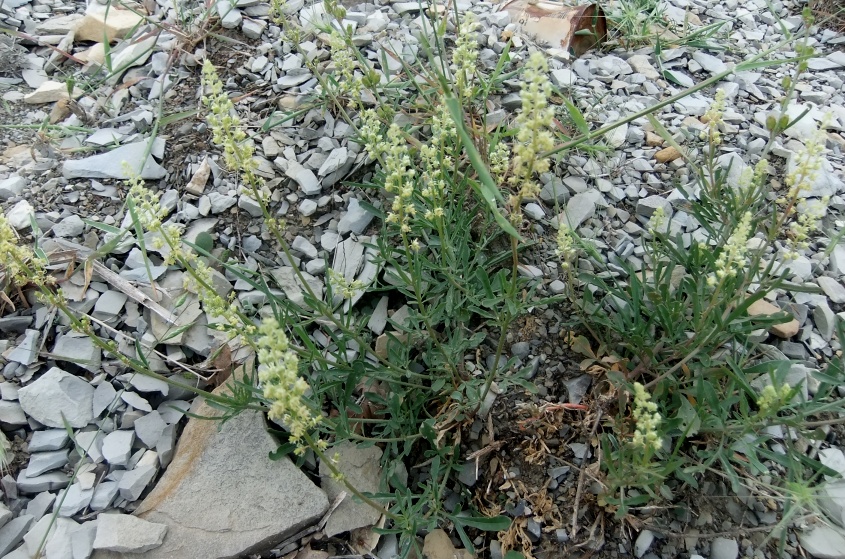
[445,98,520,241]
[811,367,845,386]
[646,113,686,158]
[357,200,385,220]
[420,418,437,442]
[676,396,701,437]
[452,521,475,553]
[674,467,699,489]
[195,232,214,254]
[430,377,446,393]
[736,58,802,70]
[160,109,199,127]
[174,292,188,308]
[504,553,526,559]
[451,514,511,531]
[568,335,595,359]
[475,268,494,299]
[82,219,123,235]
[160,322,194,342]
[563,99,590,136]
[269,443,296,460]
[662,70,686,87]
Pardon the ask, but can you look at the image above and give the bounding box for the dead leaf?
[211,343,233,387]
[349,515,385,555]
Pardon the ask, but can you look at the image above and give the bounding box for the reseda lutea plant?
[191,4,592,552]
[171,16,559,554]
[555,38,845,518]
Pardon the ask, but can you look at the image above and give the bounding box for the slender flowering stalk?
[451,12,479,98]
[327,31,361,103]
[124,170,246,334]
[201,60,260,195]
[776,118,831,259]
[509,52,555,221]
[707,211,753,286]
[631,382,661,452]
[0,216,49,288]
[256,318,324,454]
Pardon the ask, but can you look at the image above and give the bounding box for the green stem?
[541,38,800,161]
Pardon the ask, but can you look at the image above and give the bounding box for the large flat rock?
[62,141,166,180]
[94,377,328,559]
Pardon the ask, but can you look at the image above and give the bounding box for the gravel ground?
[1,0,845,556]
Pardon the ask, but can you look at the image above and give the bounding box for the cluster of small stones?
[0,0,845,555]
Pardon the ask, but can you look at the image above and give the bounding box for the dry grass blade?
[811,0,845,31]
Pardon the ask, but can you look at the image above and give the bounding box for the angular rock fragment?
[18,367,95,428]
[95,378,327,559]
[75,5,144,43]
[4,329,40,367]
[337,198,375,235]
[63,142,166,180]
[93,514,167,553]
[320,441,382,537]
[0,515,34,556]
[746,299,799,339]
[51,332,102,373]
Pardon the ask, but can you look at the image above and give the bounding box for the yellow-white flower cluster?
[125,170,184,265]
[701,88,727,145]
[510,52,555,213]
[124,171,244,334]
[380,125,416,235]
[778,118,831,259]
[708,211,753,286]
[0,216,48,288]
[184,259,247,333]
[269,0,287,23]
[490,142,510,185]
[201,60,259,192]
[451,12,479,98]
[358,109,383,157]
[256,318,322,454]
[647,206,666,235]
[356,110,422,248]
[631,382,661,452]
[327,31,361,102]
[757,383,791,417]
[420,104,456,225]
[327,268,364,300]
[735,159,769,199]
[555,226,577,270]
[788,197,829,258]
[783,122,826,202]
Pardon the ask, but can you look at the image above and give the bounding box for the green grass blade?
[445,97,520,240]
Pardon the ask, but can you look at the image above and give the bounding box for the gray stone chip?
[18,367,95,428]
[93,514,167,553]
[0,515,34,556]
